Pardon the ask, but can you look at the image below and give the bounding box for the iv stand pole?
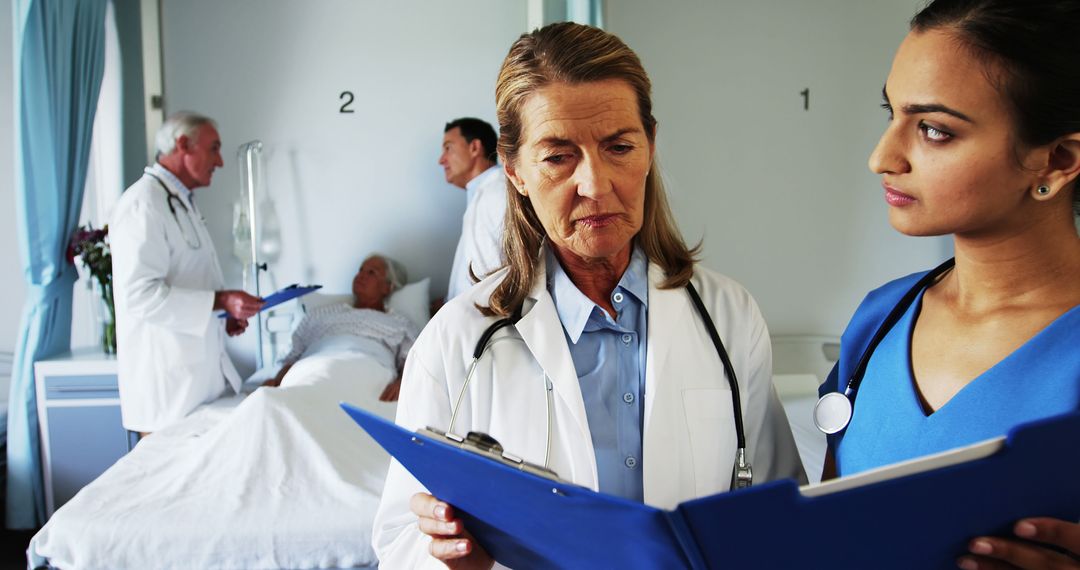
[240,141,266,370]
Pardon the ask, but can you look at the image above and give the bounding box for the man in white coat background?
[111,112,263,436]
[439,117,508,301]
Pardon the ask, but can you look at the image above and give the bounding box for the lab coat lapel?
[643,263,686,427]
[514,260,597,485]
[643,264,694,507]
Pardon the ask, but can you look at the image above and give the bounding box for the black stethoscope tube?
[843,257,956,400]
[145,170,202,250]
[466,278,752,488]
[472,306,522,360]
[685,282,746,450]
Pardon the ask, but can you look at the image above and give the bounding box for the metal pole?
[240,141,265,370]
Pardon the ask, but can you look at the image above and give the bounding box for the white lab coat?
[110,165,241,433]
[373,256,804,569]
[447,166,507,300]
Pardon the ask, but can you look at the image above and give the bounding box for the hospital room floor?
[1,529,34,569]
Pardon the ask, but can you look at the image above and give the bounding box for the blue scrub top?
[836,287,1080,477]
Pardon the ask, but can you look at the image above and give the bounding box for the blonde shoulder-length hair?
[482,22,698,317]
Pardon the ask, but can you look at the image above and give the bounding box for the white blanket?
[30,347,397,569]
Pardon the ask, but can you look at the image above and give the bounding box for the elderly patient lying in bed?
[266,254,417,400]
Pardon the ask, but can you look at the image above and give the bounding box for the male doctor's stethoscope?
[426,279,756,490]
[145,168,203,250]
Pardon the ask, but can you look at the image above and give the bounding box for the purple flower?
[68,224,112,287]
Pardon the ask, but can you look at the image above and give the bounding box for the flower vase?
[99,281,117,355]
[101,316,116,355]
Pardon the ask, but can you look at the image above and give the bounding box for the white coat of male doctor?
[111,112,262,434]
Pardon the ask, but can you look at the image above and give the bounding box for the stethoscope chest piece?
[813,392,853,435]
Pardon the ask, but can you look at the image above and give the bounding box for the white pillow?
[299,277,431,330]
[387,277,431,331]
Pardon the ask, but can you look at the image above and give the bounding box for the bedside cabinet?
[35,348,135,517]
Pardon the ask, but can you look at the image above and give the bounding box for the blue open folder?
[217,284,321,318]
[341,403,1080,569]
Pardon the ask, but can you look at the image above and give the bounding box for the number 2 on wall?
[340,91,355,113]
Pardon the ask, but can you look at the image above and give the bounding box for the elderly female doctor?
[372,23,804,569]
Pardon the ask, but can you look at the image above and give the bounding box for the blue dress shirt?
[547,246,649,501]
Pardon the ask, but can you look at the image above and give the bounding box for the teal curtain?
[7,0,107,529]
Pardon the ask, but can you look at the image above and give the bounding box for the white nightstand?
[34,348,134,517]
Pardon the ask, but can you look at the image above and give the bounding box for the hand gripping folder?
[216,284,321,318]
[341,403,1080,569]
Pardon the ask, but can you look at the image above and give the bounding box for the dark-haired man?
[439,117,507,300]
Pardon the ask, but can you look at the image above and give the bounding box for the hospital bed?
[27,283,432,570]
[771,334,839,484]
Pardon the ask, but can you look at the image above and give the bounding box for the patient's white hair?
[155,111,217,158]
[366,254,407,292]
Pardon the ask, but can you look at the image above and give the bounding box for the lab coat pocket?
[682,388,737,495]
[157,329,208,366]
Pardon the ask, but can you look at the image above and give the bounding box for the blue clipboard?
[216,284,322,318]
[341,403,1080,569]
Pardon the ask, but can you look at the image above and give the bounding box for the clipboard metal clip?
[418,426,568,483]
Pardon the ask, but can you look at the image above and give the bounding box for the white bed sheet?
[774,373,828,484]
[783,395,827,484]
[30,347,397,570]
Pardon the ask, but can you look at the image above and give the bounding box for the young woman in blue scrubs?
[822,0,1080,568]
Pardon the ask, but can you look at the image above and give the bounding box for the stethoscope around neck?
[145,168,203,250]
[440,277,755,491]
[814,257,956,435]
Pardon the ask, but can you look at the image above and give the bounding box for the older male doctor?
[111,112,262,435]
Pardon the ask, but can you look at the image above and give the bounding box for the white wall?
[608,0,950,337]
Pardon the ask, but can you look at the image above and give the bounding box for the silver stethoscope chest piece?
[813,391,853,435]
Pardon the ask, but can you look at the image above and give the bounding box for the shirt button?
[625,456,638,469]
[612,292,625,303]
[622,333,632,344]
[622,392,634,404]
